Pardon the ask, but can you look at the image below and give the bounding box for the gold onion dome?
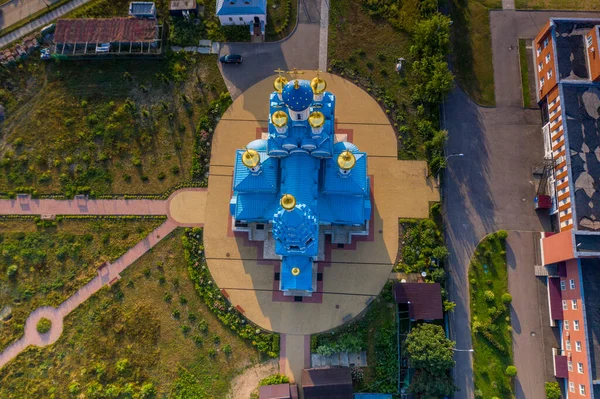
[337,150,356,170]
[241,148,260,168]
[271,110,289,128]
[280,194,296,210]
[311,76,327,94]
[308,111,325,128]
[274,76,289,93]
[291,267,301,276]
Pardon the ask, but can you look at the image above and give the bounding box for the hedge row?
[275,0,293,35]
[182,228,279,358]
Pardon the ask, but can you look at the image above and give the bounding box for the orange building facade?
[535,18,600,398]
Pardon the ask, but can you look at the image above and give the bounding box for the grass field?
[469,231,515,398]
[0,53,226,195]
[0,229,262,398]
[450,0,500,106]
[0,218,163,351]
[515,0,600,9]
[518,39,531,108]
[266,0,298,41]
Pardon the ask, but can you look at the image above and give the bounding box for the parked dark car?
[219,54,242,64]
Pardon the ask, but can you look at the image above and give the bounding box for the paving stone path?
[0,189,205,369]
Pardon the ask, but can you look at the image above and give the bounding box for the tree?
[545,381,561,399]
[405,323,455,374]
[410,13,452,59]
[411,56,454,104]
[506,365,518,377]
[409,369,456,399]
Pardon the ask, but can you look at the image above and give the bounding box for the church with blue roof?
[230,71,372,297]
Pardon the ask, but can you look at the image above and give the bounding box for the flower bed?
[182,228,279,358]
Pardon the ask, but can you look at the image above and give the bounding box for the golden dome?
[291,267,300,276]
[337,151,356,170]
[311,76,327,94]
[271,110,288,128]
[280,194,296,210]
[308,111,325,128]
[274,76,289,93]
[241,148,260,168]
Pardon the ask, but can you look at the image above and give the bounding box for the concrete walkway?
[0,189,206,369]
[0,0,93,48]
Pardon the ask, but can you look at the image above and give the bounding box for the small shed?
[129,2,157,19]
[169,0,198,17]
[393,282,443,321]
[301,367,353,399]
[259,383,292,399]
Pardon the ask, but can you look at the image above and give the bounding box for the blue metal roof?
[216,0,266,15]
[280,256,313,292]
[354,394,393,399]
[233,150,278,193]
[282,80,313,111]
[229,78,371,294]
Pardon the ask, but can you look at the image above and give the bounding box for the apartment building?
[535,18,600,398]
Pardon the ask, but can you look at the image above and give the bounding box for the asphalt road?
[444,9,600,399]
[218,0,322,100]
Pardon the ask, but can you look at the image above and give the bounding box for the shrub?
[484,290,495,302]
[193,334,203,346]
[198,319,208,332]
[259,374,289,387]
[208,348,217,357]
[502,293,513,304]
[496,230,508,240]
[181,325,191,335]
[545,381,561,399]
[116,358,130,375]
[163,292,172,302]
[211,333,220,344]
[351,366,364,382]
[316,345,337,356]
[172,309,180,319]
[222,344,232,354]
[505,365,517,377]
[36,318,52,334]
[7,264,18,277]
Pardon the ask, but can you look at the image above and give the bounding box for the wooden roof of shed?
[54,18,157,44]
[393,282,443,320]
[301,368,352,399]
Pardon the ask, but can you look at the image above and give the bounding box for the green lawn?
[0,218,163,351]
[266,0,298,41]
[469,231,515,398]
[0,53,226,195]
[450,0,499,106]
[518,39,531,108]
[515,0,600,9]
[0,229,263,398]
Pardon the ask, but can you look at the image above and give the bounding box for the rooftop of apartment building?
[581,259,600,381]
[561,83,600,231]
[553,20,596,81]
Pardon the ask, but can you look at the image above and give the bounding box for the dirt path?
[227,359,280,399]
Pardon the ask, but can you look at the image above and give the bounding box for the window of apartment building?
[561,280,566,290]
[570,382,575,392]
[537,46,542,56]
[576,341,582,352]
[540,77,545,87]
[565,320,570,330]
[587,35,593,47]
[572,300,578,310]
[563,300,568,310]
[239,17,243,21]
[544,37,549,47]
[546,53,551,63]
[570,279,576,289]
[566,340,572,351]
[578,362,584,373]
[580,384,586,396]
[547,69,553,79]
[574,320,580,331]
[228,17,233,21]
[538,62,543,72]
[568,360,573,370]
